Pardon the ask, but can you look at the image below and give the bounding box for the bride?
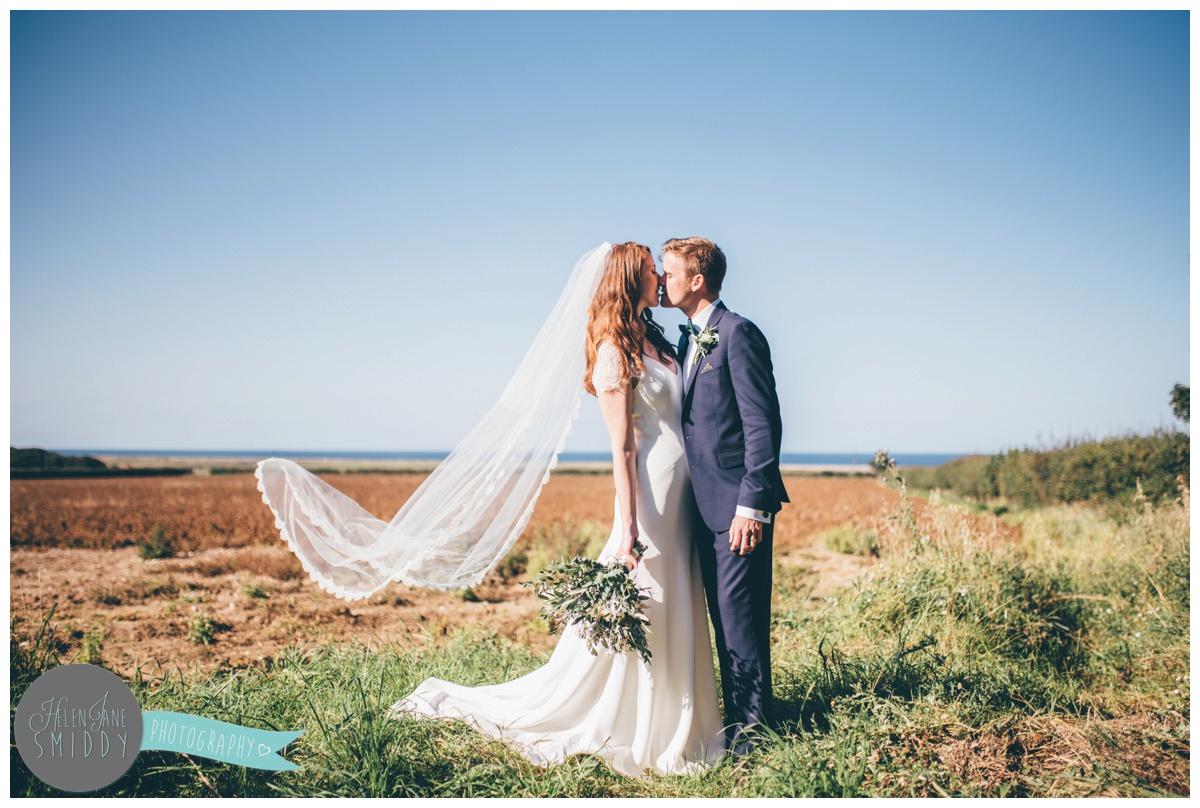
[257,242,725,777]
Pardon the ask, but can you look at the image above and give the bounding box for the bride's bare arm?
[597,381,640,569]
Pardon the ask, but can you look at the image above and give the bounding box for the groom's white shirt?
[685,298,773,525]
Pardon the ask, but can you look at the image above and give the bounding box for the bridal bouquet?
[523,541,653,664]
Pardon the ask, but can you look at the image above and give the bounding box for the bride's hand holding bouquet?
[523,539,652,664]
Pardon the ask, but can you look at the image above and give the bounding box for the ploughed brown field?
[10,472,1017,677]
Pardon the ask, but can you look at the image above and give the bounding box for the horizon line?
[29,446,985,457]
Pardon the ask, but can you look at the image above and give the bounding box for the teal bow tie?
[679,321,699,337]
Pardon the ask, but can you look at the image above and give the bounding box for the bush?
[188,615,216,645]
[820,525,879,557]
[137,523,177,560]
[903,430,1189,507]
[984,559,1085,672]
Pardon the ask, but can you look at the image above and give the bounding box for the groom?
[659,237,789,755]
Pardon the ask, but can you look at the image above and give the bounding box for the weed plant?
[79,623,105,666]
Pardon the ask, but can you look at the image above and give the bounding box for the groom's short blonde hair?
[661,237,726,294]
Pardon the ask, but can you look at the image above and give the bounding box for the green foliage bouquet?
[523,541,653,664]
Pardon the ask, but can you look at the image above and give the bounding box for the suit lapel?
[683,301,727,412]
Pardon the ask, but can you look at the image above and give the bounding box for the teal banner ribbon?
[139,711,303,771]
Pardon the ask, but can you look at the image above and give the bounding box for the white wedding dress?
[389,343,726,777]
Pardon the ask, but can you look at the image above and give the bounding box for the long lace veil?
[255,242,614,601]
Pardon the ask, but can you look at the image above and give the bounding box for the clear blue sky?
[10,11,1190,455]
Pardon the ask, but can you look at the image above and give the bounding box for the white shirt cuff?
[736,505,772,523]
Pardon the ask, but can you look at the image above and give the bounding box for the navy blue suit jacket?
[681,302,789,533]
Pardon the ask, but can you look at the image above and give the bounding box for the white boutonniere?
[692,326,719,366]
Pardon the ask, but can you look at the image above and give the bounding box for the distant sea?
[54,449,968,468]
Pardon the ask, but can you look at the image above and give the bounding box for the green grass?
[10,482,1189,797]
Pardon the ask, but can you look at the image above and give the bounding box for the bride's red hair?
[584,242,674,396]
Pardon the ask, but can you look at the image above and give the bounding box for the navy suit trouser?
[695,520,773,754]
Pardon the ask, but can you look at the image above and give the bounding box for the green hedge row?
[10,446,106,470]
[904,429,1189,506]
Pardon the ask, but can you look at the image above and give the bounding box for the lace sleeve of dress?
[592,341,626,393]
